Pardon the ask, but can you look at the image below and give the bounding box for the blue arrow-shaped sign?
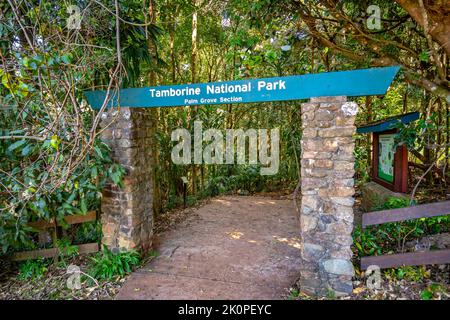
[84,66,400,109]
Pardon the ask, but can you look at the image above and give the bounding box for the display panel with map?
[378,134,395,183]
[358,113,417,193]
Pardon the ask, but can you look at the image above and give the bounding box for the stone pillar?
[99,107,154,252]
[298,96,358,297]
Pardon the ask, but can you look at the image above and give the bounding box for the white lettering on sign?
[257,80,286,91]
[149,80,287,101]
[220,96,242,103]
[206,83,252,94]
[150,87,201,98]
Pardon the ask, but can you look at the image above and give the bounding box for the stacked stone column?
[298,96,357,296]
[99,107,154,252]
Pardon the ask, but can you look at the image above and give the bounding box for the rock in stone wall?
[298,96,357,297]
[99,107,154,252]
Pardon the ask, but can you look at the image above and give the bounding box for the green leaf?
[355,242,363,252]
[80,197,87,214]
[29,61,37,70]
[419,51,429,63]
[50,135,60,150]
[91,166,98,179]
[2,73,11,89]
[61,54,72,64]
[21,144,32,156]
[94,146,104,160]
[8,139,26,152]
[420,290,433,300]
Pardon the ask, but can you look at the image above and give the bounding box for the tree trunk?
[190,0,198,194]
[146,0,162,216]
[446,100,449,177]
[366,96,373,174]
[403,85,408,113]
[422,93,433,186]
[170,29,176,84]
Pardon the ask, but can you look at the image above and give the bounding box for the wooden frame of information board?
[371,129,408,193]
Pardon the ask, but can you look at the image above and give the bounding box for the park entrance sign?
[85,66,400,109]
[85,66,400,298]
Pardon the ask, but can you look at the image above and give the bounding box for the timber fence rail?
[9,211,99,261]
[360,200,450,270]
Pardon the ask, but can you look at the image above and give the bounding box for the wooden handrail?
[27,211,97,230]
[360,200,450,270]
[11,243,99,261]
[361,249,450,270]
[362,200,450,227]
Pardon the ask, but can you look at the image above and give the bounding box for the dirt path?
[116,196,302,300]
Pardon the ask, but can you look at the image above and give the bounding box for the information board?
[378,134,395,183]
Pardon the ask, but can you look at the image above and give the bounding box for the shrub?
[166,193,183,210]
[382,196,415,209]
[353,197,450,283]
[17,259,49,280]
[74,221,102,244]
[88,246,141,281]
[420,283,447,300]
[384,266,430,282]
[0,139,125,255]
[55,238,80,267]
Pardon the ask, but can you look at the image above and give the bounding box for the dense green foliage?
[17,258,49,280]
[352,196,450,288]
[88,246,141,280]
[0,1,140,253]
[15,245,142,282]
[353,197,450,257]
